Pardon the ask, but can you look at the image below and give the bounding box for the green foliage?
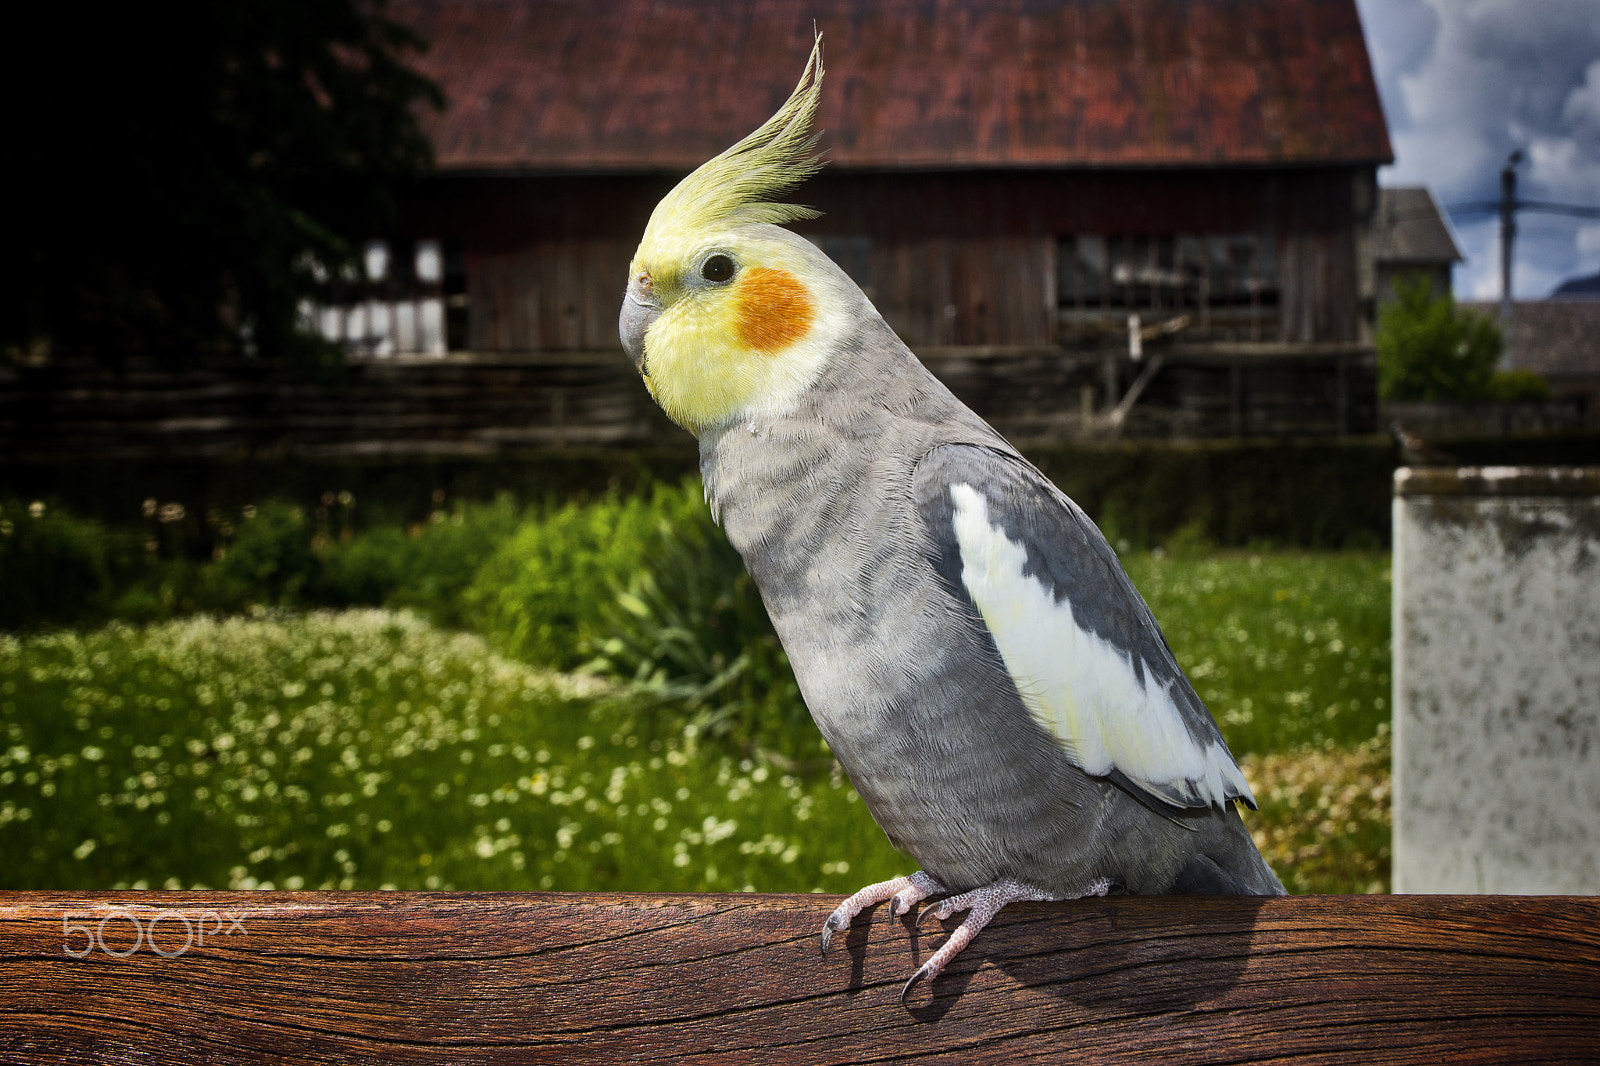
[1483,368,1552,401]
[464,480,804,754]
[1158,518,1216,560]
[583,505,805,756]
[0,502,115,629]
[211,501,319,606]
[469,481,708,670]
[4,0,442,366]
[322,495,526,627]
[0,494,533,630]
[1377,277,1508,401]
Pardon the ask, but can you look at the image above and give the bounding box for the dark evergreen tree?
[5,1,442,367]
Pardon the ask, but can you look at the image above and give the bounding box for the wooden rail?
[1,892,1596,1063]
[1,346,1378,462]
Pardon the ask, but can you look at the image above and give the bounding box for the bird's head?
[620,35,856,435]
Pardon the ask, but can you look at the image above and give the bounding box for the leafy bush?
[464,481,807,754]
[209,501,318,606]
[1377,277,1501,400]
[317,525,408,607]
[0,501,117,629]
[1483,368,1552,401]
[584,503,805,756]
[469,481,707,669]
[1376,276,1549,402]
[320,494,525,627]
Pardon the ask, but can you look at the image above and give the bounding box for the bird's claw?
[886,886,925,920]
[900,958,940,1005]
[897,877,1087,1006]
[914,898,953,931]
[819,871,947,957]
[819,911,849,955]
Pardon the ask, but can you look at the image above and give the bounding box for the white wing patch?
[948,483,1251,809]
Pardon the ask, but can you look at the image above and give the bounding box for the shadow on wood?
[1,892,1596,1063]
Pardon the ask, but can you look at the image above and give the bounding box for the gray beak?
[619,277,660,374]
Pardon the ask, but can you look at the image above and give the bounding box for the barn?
[321,0,1393,443]
[4,0,1396,465]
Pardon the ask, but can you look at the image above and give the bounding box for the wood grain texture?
[1,893,1596,1064]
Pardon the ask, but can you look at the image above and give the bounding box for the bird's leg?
[902,875,1112,1003]
[820,870,947,954]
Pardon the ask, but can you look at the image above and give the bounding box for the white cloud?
[1357,0,1600,295]
[1527,135,1600,203]
[1564,60,1600,131]
[1577,224,1600,257]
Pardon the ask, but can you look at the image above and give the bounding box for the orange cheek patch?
[734,267,816,354]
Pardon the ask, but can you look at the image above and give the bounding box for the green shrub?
[318,494,525,627]
[209,501,319,606]
[1377,277,1505,401]
[469,481,707,669]
[1484,368,1552,402]
[584,502,805,755]
[387,495,525,627]
[317,525,409,607]
[465,481,808,753]
[0,501,115,628]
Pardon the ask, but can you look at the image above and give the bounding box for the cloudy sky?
[1354,0,1600,298]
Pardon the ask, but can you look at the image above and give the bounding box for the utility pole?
[1499,150,1521,368]
[1448,167,1600,370]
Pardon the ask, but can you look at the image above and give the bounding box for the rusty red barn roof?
[394,0,1393,172]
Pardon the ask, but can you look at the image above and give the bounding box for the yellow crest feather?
[641,34,825,249]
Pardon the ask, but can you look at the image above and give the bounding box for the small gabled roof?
[394,0,1394,172]
[1462,301,1600,379]
[1374,187,1464,265]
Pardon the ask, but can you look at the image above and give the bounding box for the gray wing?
[913,444,1255,810]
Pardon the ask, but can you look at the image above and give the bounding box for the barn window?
[301,239,464,357]
[1057,234,1279,341]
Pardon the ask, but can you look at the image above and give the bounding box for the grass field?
[0,611,900,894]
[2,549,1391,896]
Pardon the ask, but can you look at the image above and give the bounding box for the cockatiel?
[619,37,1286,1002]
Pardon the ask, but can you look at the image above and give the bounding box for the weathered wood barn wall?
[416,167,1372,354]
[4,0,1394,457]
[365,0,1394,443]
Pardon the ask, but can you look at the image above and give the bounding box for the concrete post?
[1392,467,1600,893]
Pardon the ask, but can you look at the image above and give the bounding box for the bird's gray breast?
[698,394,1104,890]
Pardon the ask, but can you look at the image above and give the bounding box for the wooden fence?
[1,346,1374,464]
[1,892,1595,1063]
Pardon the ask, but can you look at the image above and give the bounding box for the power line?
[1448,199,1600,219]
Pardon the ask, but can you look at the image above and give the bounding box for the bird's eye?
[700,254,735,283]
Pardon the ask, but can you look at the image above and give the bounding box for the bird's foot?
[820,870,946,955]
[901,875,1112,1004]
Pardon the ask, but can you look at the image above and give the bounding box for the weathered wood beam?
[1,893,1596,1064]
